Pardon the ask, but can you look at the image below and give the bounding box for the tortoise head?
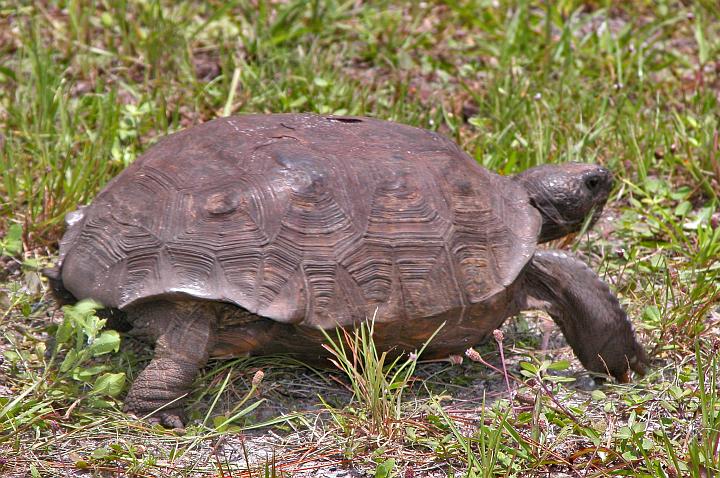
[513,163,613,243]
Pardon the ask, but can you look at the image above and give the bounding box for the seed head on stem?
[493,329,514,403]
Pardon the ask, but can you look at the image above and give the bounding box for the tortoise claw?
[145,409,186,431]
[630,351,649,377]
[125,403,187,431]
[617,370,631,384]
[611,351,649,383]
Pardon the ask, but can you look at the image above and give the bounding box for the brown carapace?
[47,114,647,428]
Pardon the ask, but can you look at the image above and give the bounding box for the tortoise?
[45,114,647,427]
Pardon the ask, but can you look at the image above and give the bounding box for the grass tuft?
[320,316,443,440]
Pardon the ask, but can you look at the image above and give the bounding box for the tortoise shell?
[59,114,540,328]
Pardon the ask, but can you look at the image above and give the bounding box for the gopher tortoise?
[46,114,647,427]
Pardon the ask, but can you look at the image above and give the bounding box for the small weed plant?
[321,316,443,440]
[1,300,124,436]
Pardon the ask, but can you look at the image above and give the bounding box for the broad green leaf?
[60,349,79,373]
[374,458,395,478]
[1,223,23,256]
[91,447,110,459]
[519,361,538,374]
[73,364,109,381]
[591,390,607,401]
[88,331,121,356]
[92,373,126,397]
[548,359,571,371]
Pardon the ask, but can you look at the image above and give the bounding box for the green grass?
[320,317,444,441]
[1,0,719,476]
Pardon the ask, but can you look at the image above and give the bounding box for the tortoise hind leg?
[521,250,648,382]
[123,301,216,428]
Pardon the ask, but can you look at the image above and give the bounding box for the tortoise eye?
[583,167,611,193]
[585,176,601,192]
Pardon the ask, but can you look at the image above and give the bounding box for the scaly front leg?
[123,301,216,428]
[522,250,648,382]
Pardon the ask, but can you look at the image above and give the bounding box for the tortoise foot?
[148,410,186,431]
[125,404,187,430]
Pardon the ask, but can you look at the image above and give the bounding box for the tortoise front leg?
[123,301,216,428]
[522,250,648,382]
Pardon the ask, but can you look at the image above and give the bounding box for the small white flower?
[251,370,264,387]
[464,348,481,362]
